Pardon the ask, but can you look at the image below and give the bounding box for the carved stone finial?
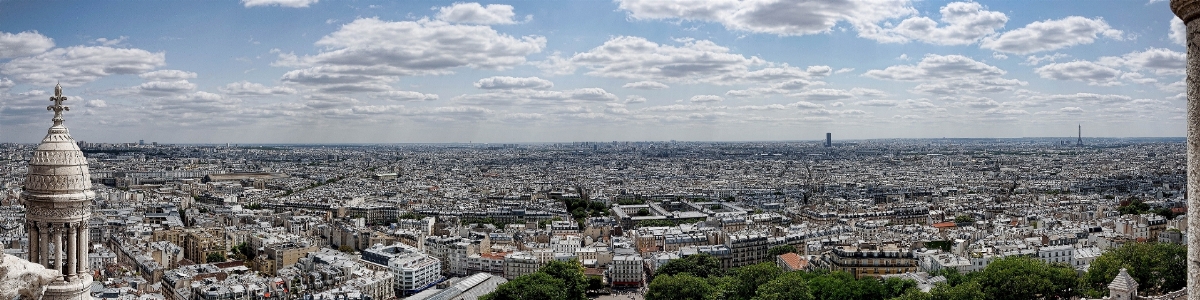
[47,83,68,126]
[1172,0,1200,23]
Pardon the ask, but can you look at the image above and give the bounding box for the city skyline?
[0,0,1187,143]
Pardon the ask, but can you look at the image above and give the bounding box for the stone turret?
[20,84,93,300]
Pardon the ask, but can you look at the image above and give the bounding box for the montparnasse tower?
[22,83,93,300]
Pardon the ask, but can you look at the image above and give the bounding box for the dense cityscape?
[0,0,1195,299]
[0,132,1192,299]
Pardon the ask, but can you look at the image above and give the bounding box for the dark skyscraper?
[1077,124,1082,146]
[825,133,832,147]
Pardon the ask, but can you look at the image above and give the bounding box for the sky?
[0,0,1188,143]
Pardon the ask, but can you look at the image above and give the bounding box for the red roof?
[932,222,957,229]
[778,253,807,270]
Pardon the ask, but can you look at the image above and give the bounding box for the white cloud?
[140,70,197,81]
[625,95,647,103]
[623,81,670,90]
[0,77,13,90]
[1103,48,1185,76]
[562,36,762,84]
[864,54,1004,80]
[0,31,54,58]
[806,65,833,77]
[794,88,854,101]
[93,36,128,47]
[1172,18,1186,46]
[1035,61,1121,86]
[1059,107,1084,114]
[982,16,1123,54]
[453,88,619,105]
[370,90,439,101]
[690,95,724,103]
[474,76,553,90]
[866,2,1008,45]
[1023,53,1070,65]
[835,68,855,74]
[277,18,545,92]
[242,0,318,8]
[864,54,1024,94]
[992,53,1008,60]
[436,3,518,25]
[86,99,107,108]
[219,81,298,96]
[0,46,165,86]
[616,0,916,37]
[137,80,197,96]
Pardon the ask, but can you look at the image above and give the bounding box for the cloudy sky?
[0,0,1187,143]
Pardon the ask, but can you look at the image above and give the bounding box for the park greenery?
[641,242,1184,300]
[1117,197,1179,219]
[482,260,589,300]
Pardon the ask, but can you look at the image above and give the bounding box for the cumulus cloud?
[453,88,619,105]
[474,76,553,90]
[219,81,298,96]
[865,2,1008,45]
[140,70,197,81]
[1023,53,1070,66]
[1034,61,1121,86]
[242,0,318,8]
[86,99,107,108]
[370,90,439,101]
[864,54,1024,94]
[623,81,670,90]
[690,95,724,103]
[0,31,54,58]
[0,46,165,86]
[794,88,854,101]
[561,36,760,83]
[616,0,916,37]
[625,95,647,103]
[0,77,13,90]
[981,16,1123,54]
[1101,48,1185,76]
[1172,18,1186,46]
[436,3,519,25]
[137,80,197,96]
[276,18,545,92]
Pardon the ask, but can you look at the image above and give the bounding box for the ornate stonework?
[20,84,92,300]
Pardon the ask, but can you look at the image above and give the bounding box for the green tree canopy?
[481,273,568,300]
[646,273,715,300]
[976,256,1078,300]
[928,281,986,300]
[657,254,725,279]
[1083,242,1186,296]
[206,252,225,263]
[539,260,588,300]
[753,271,813,300]
[767,245,797,257]
[733,263,783,300]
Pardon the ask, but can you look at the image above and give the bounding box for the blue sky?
[0,0,1187,143]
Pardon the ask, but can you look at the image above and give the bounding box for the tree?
[646,273,715,300]
[338,245,354,253]
[657,254,725,279]
[539,260,588,300]
[637,208,651,216]
[1083,242,1186,296]
[801,270,857,300]
[929,281,986,300]
[482,273,568,300]
[753,271,813,300]
[954,215,975,223]
[976,256,1078,300]
[767,245,797,257]
[1118,198,1151,215]
[881,277,920,298]
[206,252,225,263]
[733,263,782,300]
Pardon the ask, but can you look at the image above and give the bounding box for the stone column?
[40,222,50,266]
[29,221,39,266]
[66,223,76,278]
[77,223,87,276]
[53,224,63,276]
[1173,1,1200,299]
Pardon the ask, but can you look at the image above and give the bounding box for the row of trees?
[647,254,918,300]
[648,242,1184,300]
[482,260,590,300]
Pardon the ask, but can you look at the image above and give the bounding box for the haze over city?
[0,0,1187,142]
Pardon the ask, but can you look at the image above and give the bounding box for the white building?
[1037,245,1074,265]
[610,254,644,288]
